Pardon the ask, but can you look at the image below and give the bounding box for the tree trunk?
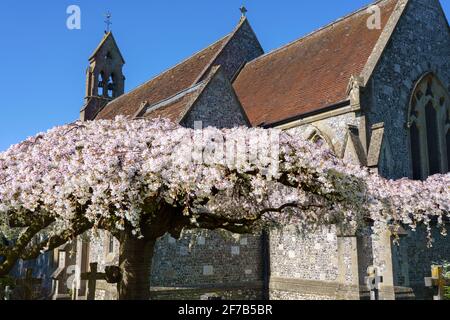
[118,235,155,300]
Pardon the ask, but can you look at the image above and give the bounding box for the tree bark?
[118,234,155,300]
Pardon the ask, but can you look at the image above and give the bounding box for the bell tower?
[81,31,125,121]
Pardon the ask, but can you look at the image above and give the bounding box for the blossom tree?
[0,117,448,300]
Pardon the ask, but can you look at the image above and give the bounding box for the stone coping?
[149,281,263,293]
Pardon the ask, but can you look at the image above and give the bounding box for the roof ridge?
[245,0,389,66]
[89,32,125,63]
[102,33,232,111]
[192,17,249,84]
[89,32,110,60]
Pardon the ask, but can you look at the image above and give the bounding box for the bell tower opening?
[98,71,105,97]
[107,73,115,98]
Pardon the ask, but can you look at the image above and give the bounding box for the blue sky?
[0,0,449,151]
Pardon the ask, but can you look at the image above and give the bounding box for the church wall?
[83,216,264,300]
[268,229,340,300]
[181,69,249,128]
[268,112,362,300]
[77,230,264,301]
[367,0,450,179]
[209,20,264,82]
[366,0,450,299]
[269,226,340,282]
[151,232,263,288]
[268,226,362,300]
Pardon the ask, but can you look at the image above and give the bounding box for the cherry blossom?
[0,117,448,298]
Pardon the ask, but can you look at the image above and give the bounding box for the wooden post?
[425,265,449,300]
[81,263,106,300]
[80,263,122,300]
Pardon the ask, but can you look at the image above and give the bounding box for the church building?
[52,0,450,300]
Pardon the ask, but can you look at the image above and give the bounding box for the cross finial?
[104,12,112,33]
[240,5,248,18]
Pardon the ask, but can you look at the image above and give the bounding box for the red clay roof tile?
[233,0,398,126]
[141,82,206,123]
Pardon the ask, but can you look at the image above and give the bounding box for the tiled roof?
[233,0,399,126]
[141,82,207,123]
[96,34,231,120]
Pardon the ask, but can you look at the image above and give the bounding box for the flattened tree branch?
[21,217,94,261]
[192,198,335,235]
[7,209,52,228]
[0,215,54,276]
[194,214,257,234]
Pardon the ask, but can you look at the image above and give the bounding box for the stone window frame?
[306,127,336,155]
[407,72,450,180]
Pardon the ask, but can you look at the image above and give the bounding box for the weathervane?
[240,5,248,18]
[104,12,112,33]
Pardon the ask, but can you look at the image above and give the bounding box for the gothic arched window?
[408,73,450,180]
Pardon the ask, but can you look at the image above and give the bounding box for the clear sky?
[0,0,449,151]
